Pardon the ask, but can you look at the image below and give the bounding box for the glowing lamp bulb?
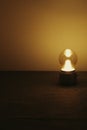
[58,49,78,86]
[59,49,77,72]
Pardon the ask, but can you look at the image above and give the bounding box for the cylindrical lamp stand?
[59,70,77,86]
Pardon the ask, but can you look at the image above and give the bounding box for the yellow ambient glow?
[64,49,72,58]
[61,59,75,72]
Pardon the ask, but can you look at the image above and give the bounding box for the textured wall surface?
[0,0,87,70]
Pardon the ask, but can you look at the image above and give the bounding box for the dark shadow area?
[0,71,87,129]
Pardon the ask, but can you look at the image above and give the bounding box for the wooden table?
[0,71,87,129]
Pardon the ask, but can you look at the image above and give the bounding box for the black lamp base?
[59,70,77,86]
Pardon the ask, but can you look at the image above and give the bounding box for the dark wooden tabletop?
[0,71,87,129]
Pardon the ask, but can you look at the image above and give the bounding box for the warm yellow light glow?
[61,59,75,72]
[64,49,72,58]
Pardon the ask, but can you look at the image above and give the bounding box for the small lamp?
[59,49,78,86]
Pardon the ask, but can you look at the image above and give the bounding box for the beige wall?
[0,0,87,71]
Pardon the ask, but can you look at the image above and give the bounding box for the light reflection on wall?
[0,0,87,70]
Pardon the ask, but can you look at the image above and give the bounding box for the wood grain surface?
[0,71,87,129]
